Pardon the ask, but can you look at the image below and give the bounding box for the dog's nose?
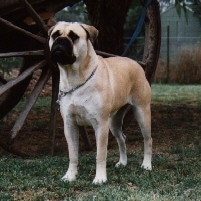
[51,37,76,65]
[54,37,73,52]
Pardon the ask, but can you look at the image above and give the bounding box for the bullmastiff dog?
[48,22,152,184]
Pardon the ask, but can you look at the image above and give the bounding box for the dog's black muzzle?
[50,37,76,65]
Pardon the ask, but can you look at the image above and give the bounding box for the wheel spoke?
[49,68,59,156]
[10,67,51,142]
[0,17,46,43]
[95,50,117,57]
[0,60,46,96]
[19,0,48,35]
[0,50,44,58]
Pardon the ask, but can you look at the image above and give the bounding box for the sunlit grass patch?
[151,84,201,105]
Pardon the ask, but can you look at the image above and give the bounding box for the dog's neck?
[58,41,98,93]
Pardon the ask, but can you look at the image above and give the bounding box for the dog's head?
[48,22,98,66]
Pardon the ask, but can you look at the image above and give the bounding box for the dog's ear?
[80,24,99,43]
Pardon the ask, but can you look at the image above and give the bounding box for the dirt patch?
[0,104,201,156]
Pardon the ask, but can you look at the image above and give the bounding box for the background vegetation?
[155,44,201,84]
[0,57,23,80]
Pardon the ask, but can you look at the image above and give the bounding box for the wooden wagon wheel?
[0,0,160,156]
[0,0,92,156]
[0,0,56,156]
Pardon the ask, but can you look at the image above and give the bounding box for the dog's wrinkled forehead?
[50,22,87,40]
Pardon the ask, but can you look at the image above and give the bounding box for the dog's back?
[98,56,151,108]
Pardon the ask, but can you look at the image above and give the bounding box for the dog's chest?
[60,92,99,126]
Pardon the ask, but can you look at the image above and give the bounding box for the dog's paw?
[141,161,152,170]
[61,174,76,182]
[92,176,107,185]
[61,171,78,182]
[115,161,127,168]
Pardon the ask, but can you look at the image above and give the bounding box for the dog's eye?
[68,31,79,42]
[52,30,61,40]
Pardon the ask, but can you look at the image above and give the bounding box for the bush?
[0,57,23,79]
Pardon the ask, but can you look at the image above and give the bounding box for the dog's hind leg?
[109,105,128,167]
[133,104,152,170]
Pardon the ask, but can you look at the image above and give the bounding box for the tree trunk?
[84,0,132,55]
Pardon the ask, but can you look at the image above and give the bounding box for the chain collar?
[57,67,97,105]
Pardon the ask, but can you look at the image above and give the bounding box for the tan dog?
[49,22,152,184]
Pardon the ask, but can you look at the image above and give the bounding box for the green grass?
[151,84,201,105]
[14,96,51,113]
[1,84,201,200]
[0,147,201,201]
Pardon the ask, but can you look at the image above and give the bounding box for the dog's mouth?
[50,37,76,65]
[51,49,76,65]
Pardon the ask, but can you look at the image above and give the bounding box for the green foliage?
[160,0,201,22]
[0,57,23,79]
[55,1,89,24]
[124,0,142,35]
[175,0,188,22]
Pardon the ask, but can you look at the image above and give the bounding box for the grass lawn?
[0,84,201,201]
[1,150,201,201]
[151,84,201,105]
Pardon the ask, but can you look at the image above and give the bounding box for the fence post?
[166,25,170,83]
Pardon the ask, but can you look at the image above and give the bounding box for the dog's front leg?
[62,118,79,182]
[93,122,109,184]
